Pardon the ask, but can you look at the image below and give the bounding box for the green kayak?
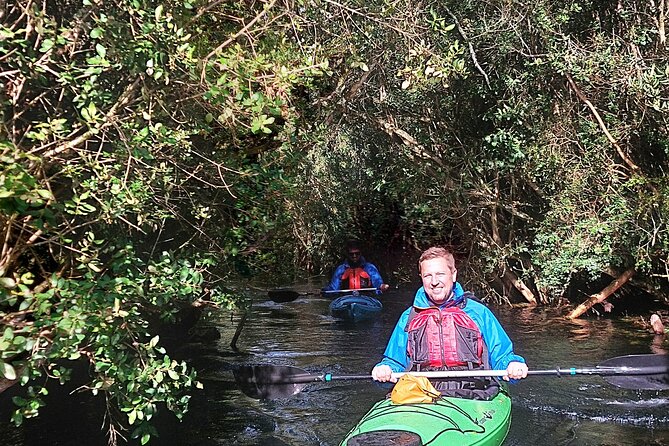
[339,389,511,446]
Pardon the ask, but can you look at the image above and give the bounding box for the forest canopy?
[1,0,669,443]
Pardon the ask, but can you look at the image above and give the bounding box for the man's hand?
[371,364,397,382]
[504,361,528,381]
[379,284,390,292]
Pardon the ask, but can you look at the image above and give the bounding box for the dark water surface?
[2,286,668,445]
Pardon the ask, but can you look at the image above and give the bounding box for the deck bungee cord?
[344,394,490,445]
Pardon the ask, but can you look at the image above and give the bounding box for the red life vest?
[404,295,499,400]
[340,267,371,289]
[405,305,484,370]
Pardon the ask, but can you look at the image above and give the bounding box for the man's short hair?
[345,239,361,252]
[418,246,455,271]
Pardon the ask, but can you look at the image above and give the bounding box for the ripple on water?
[191,295,669,446]
[608,397,669,408]
[522,397,669,428]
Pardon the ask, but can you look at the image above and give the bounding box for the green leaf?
[149,335,159,348]
[0,277,16,288]
[1,361,17,380]
[0,29,15,39]
[36,189,54,200]
[39,39,54,53]
[90,28,103,39]
[95,43,106,58]
[11,410,23,427]
[12,396,27,406]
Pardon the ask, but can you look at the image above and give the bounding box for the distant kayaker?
[322,240,390,295]
[371,246,528,399]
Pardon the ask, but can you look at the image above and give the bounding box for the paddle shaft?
[234,354,669,398]
[392,366,669,379]
[268,287,380,303]
[285,365,669,383]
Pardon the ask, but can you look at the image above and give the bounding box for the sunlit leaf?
[1,361,17,380]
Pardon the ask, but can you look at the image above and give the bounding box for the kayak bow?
[329,294,383,321]
[340,389,512,446]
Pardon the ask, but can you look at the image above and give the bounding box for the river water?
[1,285,668,445]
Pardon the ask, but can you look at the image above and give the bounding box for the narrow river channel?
[2,284,668,445]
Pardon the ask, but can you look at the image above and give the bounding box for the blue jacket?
[323,256,385,294]
[376,283,525,372]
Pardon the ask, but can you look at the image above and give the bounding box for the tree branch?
[37,77,142,160]
[565,73,640,172]
[502,268,538,305]
[566,267,635,319]
[660,0,667,46]
[200,0,278,80]
[443,6,490,88]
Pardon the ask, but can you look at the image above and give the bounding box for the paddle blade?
[598,354,669,390]
[268,290,300,303]
[233,365,314,399]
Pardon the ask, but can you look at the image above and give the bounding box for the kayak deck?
[329,294,382,321]
[340,390,511,446]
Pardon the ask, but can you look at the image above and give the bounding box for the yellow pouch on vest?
[390,374,441,404]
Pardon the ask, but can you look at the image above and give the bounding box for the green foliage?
[1,242,213,432]
[4,0,669,441]
[1,0,323,442]
[273,0,669,306]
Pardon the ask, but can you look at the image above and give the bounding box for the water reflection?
[210,292,669,445]
[0,287,668,446]
[652,334,668,355]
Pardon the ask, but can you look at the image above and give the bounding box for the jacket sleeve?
[375,309,411,372]
[468,302,525,371]
[323,264,346,291]
[364,263,385,294]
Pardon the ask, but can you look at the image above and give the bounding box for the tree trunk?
[566,267,635,319]
[502,269,538,305]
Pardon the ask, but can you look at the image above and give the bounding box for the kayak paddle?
[233,353,669,399]
[268,287,379,303]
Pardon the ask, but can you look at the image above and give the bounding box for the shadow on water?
[500,306,669,446]
[1,287,669,445]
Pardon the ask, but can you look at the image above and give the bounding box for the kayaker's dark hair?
[418,247,455,272]
[345,239,361,251]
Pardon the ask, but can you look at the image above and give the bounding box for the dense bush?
[2,0,669,443]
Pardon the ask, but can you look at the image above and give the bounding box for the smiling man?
[371,246,528,399]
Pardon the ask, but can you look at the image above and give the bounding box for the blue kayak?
[329,294,382,321]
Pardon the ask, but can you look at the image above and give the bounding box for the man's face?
[420,257,457,305]
[347,248,362,266]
